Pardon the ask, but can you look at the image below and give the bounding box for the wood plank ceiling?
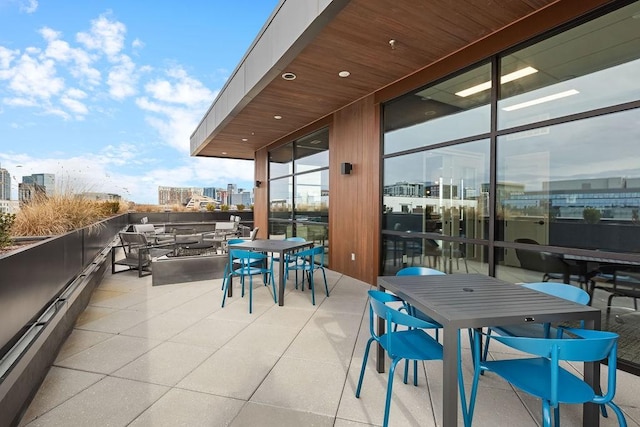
[196,0,557,160]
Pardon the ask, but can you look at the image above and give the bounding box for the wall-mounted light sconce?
[341,162,353,175]
[255,180,262,188]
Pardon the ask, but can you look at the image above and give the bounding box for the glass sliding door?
[268,128,329,260]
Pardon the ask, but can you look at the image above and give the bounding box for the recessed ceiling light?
[309,139,322,145]
[281,72,297,80]
[274,115,282,120]
[242,138,248,142]
[455,66,538,97]
[338,71,350,78]
[222,151,227,155]
[502,89,579,111]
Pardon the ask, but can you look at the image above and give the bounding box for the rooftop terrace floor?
[19,265,640,426]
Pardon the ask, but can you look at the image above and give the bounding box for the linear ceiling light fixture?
[502,89,579,111]
[455,66,538,97]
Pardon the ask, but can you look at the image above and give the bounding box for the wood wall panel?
[329,95,381,284]
[253,148,268,239]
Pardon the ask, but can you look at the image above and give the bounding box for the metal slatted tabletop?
[378,274,602,427]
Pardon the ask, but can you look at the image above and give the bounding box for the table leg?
[376,284,386,373]
[442,326,459,426]
[583,317,601,427]
[278,250,285,306]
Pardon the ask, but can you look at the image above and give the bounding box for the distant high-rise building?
[230,191,252,207]
[203,187,216,199]
[22,173,55,197]
[226,184,237,205]
[19,182,46,204]
[158,186,204,206]
[0,166,10,200]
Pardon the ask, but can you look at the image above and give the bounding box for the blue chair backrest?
[294,246,324,263]
[522,282,590,305]
[227,238,247,246]
[396,267,445,276]
[486,327,619,407]
[286,237,306,242]
[492,328,617,362]
[229,249,267,267]
[367,290,440,339]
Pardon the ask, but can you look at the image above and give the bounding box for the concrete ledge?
[0,254,107,427]
[152,254,227,286]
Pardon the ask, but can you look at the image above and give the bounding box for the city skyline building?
[21,173,55,197]
[158,184,253,207]
[158,186,204,206]
[0,166,10,201]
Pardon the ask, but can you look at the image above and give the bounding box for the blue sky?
[0,0,279,203]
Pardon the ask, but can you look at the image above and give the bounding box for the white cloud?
[4,97,38,107]
[76,14,126,60]
[137,101,197,152]
[60,96,88,116]
[19,0,38,14]
[145,67,214,105]
[8,53,64,100]
[0,46,19,70]
[132,38,144,49]
[40,27,101,87]
[107,54,137,99]
[135,66,216,152]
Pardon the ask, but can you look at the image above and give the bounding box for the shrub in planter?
[236,204,245,211]
[583,207,601,224]
[0,212,16,248]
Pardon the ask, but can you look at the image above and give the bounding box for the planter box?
[151,254,227,286]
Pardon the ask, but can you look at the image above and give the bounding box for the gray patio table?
[377,273,602,427]
[228,239,313,306]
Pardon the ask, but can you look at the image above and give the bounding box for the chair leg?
[309,269,316,305]
[320,267,329,297]
[383,358,400,427]
[221,272,231,307]
[542,400,552,427]
[248,274,253,314]
[355,337,375,398]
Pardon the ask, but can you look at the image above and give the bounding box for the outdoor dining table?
[228,239,313,306]
[377,273,602,427]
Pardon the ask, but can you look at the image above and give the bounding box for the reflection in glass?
[295,128,329,173]
[383,140,490,242]
[269,177,292,220]
[383,62,491,154]
[498,4,640,129]
[294,170,329,222]
[380,239,488,276]
[496,109,640,252]
[270,143,293,178]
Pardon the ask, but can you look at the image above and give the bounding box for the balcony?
[17,266,640,426]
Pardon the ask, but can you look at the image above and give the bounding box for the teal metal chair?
[482,282,590,361]
[396,267,446,337]
[287,245,329,305]
[269,236,306,283]
[467,327,627,427]
[221,249,276,313]
[356,290,447,427]
[220,238,247,290]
